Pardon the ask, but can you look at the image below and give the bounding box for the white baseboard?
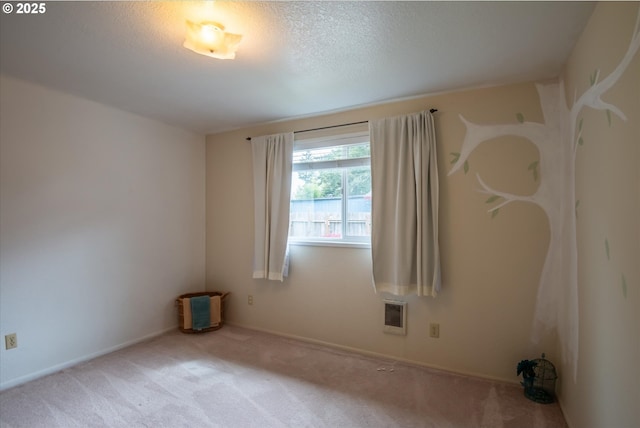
[226,321,519,386]
[2,322,523,392]
[0,325,177,392]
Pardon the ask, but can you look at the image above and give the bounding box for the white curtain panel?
[369,111,441,296]
[251,132,294,281]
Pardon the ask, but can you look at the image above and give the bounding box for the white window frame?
[289,131,371,248]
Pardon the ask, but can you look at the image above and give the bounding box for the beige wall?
[560,3,640,427]
[0,75,206,389]
[206,81,556,382]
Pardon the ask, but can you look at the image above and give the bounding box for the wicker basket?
[176,291,229,333]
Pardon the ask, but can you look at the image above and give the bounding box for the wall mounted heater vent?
[383,300,407,335]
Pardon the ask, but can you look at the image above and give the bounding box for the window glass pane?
[290,170,343,239]
[292,143,369,165]
[290,137,371,244]
[292,147,337,163]
[346,166,371,238]
[346,143,370,159]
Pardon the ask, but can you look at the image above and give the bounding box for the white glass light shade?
[183,20,242,60]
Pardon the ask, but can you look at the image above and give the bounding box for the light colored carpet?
[0,326,567,427]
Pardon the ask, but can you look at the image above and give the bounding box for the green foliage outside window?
[294,144,370,200]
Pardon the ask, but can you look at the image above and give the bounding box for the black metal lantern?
[517,353,557,404]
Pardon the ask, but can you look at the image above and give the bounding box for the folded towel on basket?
[190,295,211,331]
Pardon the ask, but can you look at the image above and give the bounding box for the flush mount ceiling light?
[183,20,242,60]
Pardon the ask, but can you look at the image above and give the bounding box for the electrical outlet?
[5,333,17,350]
[429,323,440,338]
[248,295,253,305]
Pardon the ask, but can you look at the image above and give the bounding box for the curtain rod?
[245,108,438,141]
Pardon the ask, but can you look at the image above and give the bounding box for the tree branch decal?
[448,115,550,177]
[571,10,640,154]
[476,173,536,214]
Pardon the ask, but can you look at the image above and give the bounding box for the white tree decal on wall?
[448,11,640,378]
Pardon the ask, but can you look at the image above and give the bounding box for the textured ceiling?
[0,1,595,134]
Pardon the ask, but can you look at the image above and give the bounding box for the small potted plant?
[517,359,538,392]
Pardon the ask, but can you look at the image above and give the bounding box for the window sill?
[289,239,371,249]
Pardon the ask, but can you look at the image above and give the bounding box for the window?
[289,131,371,245]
